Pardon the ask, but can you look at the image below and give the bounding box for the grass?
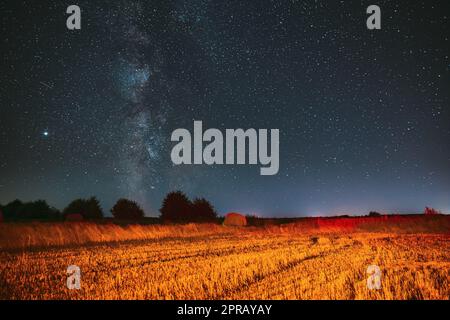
[0,215,448,300]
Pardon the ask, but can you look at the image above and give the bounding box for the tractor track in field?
[68,240,309,275]
[212,242,359,299]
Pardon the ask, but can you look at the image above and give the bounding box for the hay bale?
[223,212,247,226]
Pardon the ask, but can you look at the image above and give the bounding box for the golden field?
[0,216,449,300]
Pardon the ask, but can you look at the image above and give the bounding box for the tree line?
[0,191,217,223]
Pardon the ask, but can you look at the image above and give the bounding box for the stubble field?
[0,218,449,300]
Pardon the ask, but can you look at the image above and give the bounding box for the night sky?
[1,0,449,217]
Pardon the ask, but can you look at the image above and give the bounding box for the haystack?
[223,212,247,226]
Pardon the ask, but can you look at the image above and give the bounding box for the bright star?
[43,131,49,137]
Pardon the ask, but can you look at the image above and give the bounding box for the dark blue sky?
[1,0,449,216]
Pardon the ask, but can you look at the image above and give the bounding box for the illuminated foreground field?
[0,219,449,300]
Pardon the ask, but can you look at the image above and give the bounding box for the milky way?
[1,0,449,216]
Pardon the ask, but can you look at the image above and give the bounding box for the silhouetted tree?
[64,197,103,220]
[111,198,145,220]
[160,191,193,222]
[191,198,217,221]
[1,199,60,221]
[20,200,60,220]
[369,211,381,217]
[3,199,23,220]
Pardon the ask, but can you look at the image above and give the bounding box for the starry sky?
[1,0,449,217]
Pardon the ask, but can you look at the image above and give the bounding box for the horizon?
[1,194,448,218]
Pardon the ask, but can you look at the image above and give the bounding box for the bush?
[369,211,381,217]
[111,199,145,220]
[64,197,103,220]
